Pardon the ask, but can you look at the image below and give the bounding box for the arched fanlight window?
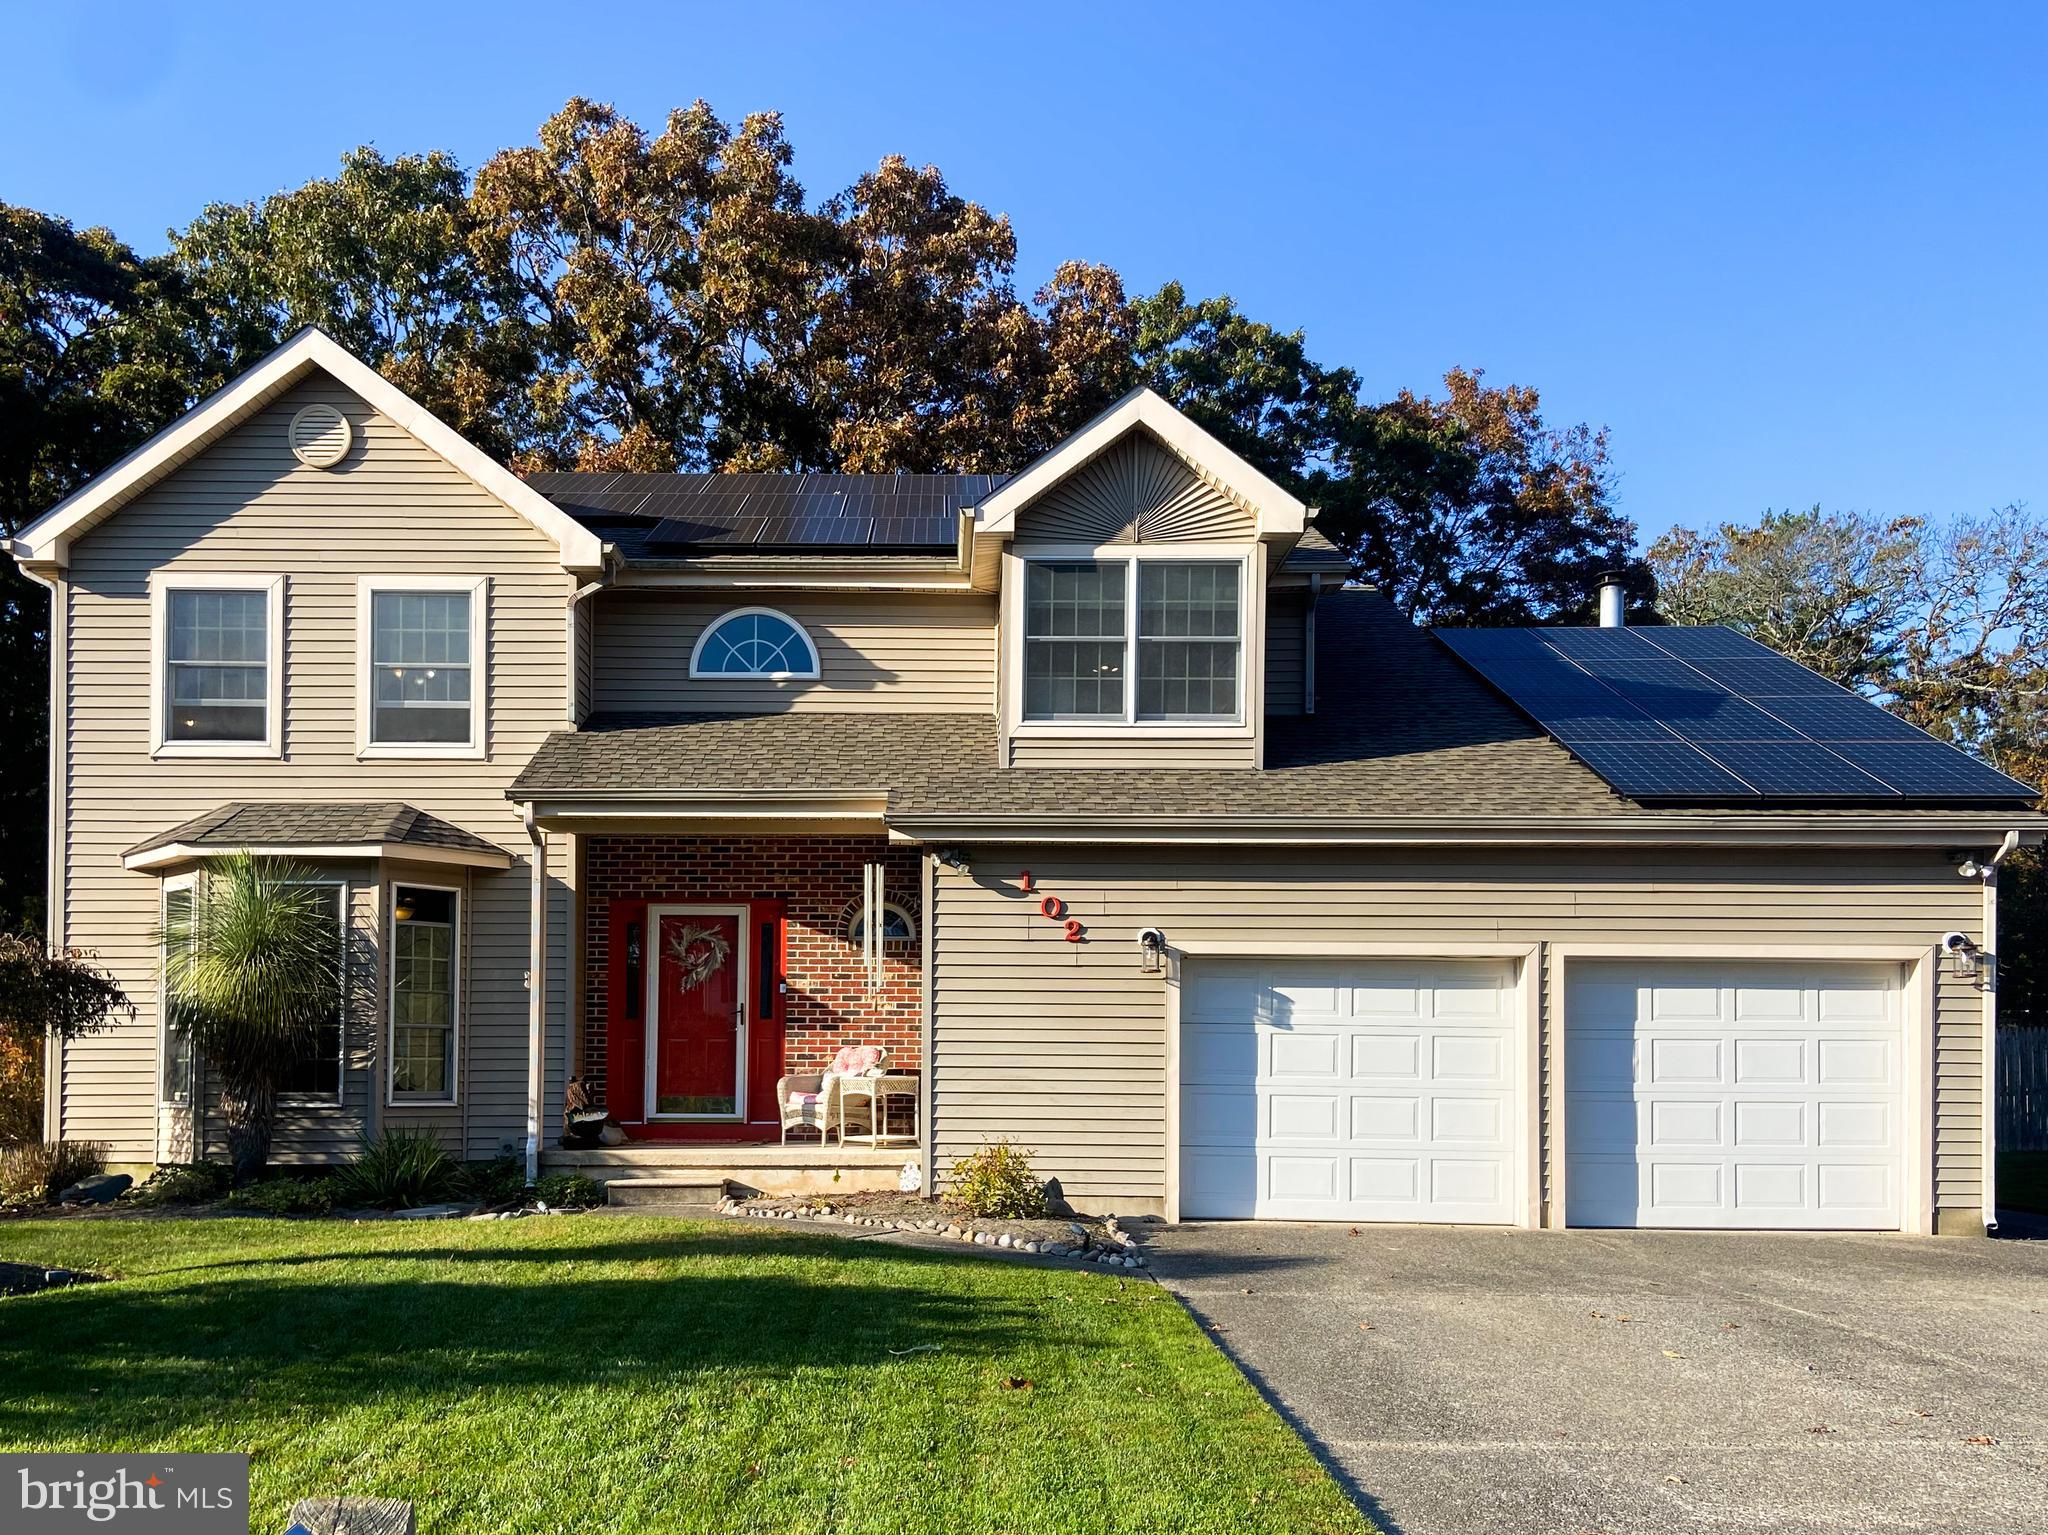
[846,902,916,945]
[688,607,822,679]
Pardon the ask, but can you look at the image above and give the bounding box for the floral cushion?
[828,1045,886,1077]
[788,1092,824,1106]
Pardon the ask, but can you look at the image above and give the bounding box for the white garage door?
[1180,958,1519,1222]
[1565,962,1903,1230]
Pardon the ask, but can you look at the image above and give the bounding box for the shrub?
[333,1128,458,1209]
[458,1155,529,1206]
[125,1161,232,1207]
[0,1139,109,1206]
[949,1140,1046,1219]
[535,1172,603,1209]
[0,1030,41,1145]
[224,1175,339,1216]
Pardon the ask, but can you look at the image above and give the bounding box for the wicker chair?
[777,1072,874,1145]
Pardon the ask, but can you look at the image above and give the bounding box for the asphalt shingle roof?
[510,591,1632,819]
[127,802,508,859]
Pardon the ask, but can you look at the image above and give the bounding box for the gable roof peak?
[969,386,1307,540]
[10,327,604,576]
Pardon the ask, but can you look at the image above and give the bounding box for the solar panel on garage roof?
[1434,624,2036,803]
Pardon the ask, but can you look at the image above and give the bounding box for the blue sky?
[4,1,2042,549]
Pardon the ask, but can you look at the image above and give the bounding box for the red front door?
[645,906,747,1118]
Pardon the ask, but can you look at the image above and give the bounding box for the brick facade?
[581,836,924,1109]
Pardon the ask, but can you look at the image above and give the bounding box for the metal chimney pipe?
[1598,578,1626,628]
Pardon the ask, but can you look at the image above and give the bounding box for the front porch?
[564,833,926,1151]
[542,1140,915,1199]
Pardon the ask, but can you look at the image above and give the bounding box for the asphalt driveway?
[1143,1222,2048,1535]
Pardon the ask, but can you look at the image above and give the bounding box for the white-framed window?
[357,577,488,757]
[150,573,285,758]
[277,878,348,1104]
[1018,552,1246,725]
[159,873,198,1106]
[847,901,917,946]
[688,607,821,679]
[388,882,460,1105]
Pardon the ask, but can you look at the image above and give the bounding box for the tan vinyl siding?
[57,374,574,1163]
[1012,432,1255,543]
[930,846,1983,1216]
[1264,590,1308,716]
[592,591,995,715]
[1005,736,1258,769]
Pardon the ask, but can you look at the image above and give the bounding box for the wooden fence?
[1998,1027,2048,1151]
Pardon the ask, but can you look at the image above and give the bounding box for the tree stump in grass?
[284,1496,415,1534]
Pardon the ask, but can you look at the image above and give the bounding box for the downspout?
[919,848,937,1198]
[1982,829,2023,1232]
[524,806,549,1183]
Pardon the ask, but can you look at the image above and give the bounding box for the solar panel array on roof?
[1435,624,2035,803]
[521,471,998,553]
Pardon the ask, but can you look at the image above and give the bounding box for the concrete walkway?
[1144,1222,2048,1535]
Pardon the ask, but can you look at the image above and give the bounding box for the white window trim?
[1006,543,1256,736]
[149,572,285,759]
[277,875,349,1107]
[356,576,489,760]
[846,899,918,948]
[688,605,822,681]
[386,879,462,1108]
[158,872,199,1107]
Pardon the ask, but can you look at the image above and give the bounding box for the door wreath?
[665,922,732,991]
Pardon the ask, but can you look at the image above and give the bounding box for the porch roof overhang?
[521,789,890,837]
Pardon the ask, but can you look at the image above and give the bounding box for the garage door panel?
[1180,958,1518,1223]
[1734,1099,1807,1147]
[1181,1023,1258,1080]
[1818,1038,1891,1084]
[1649,1098,1723,1147]
[1350,1094,1421,1140]
[1817,1100,1888,1147]
[1567,962,1901,1231]
[1433,1034,1506,1082]
[1350,1157,1420,1202]
[1648,1036,1725,1086]
[1353,1032,1421,1078]
[1734,1037,1807,1084]
[1431,1096,1505,1143]
[1267,1093,1339,1140]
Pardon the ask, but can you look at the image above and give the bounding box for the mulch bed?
[725,1189,1149,1267]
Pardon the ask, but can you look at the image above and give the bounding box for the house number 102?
[1018,871,1085,942]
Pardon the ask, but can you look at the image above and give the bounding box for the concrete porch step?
[603,1178,727,1210]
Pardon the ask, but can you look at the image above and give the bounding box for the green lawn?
[2000,1150,2048,1213]
[0,1216,1371,1535]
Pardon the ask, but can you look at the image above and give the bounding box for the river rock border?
[718,1196,1148,1269]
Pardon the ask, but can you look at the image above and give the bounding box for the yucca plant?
[161,853,341,1184]
[334,1128,456,1209]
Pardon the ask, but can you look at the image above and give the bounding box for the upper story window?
[151,573,284,758]
[358,577,487,757]
[1022,556,1243,724]
[690,607,821,679]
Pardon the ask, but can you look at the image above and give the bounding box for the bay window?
[389,884,459,1104]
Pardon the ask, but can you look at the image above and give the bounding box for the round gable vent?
[288,403,352,468]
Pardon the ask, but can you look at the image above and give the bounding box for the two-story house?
[13,327,2041,1231]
